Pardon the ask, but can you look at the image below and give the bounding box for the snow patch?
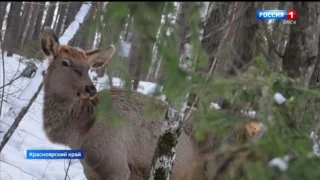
[210,102,221,110]
[310,131,320,157]
[274,92,286,105]
[268,156,290,171]
[240,110,256,118]
[119,41,131,58]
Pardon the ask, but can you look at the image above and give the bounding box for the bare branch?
[0,83,43,152]
[0,160,40,180]
[64,159,73,180]
[0,28,5,118]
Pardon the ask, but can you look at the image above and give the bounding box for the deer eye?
[62,60,70,67]
[74,69,82,76]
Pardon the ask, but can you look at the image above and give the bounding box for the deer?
[40,27,199,180]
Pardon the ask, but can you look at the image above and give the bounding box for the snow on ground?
[0,53,165,180]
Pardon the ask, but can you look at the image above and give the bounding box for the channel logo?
[256,10,296,20]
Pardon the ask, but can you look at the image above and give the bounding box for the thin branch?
[0,83,43,152]
[41,161,50,179]
[64,159,73,180]
[0,29,5,119]
[0,73,23,90]
[0,160,40,180]
[183,2,236,123]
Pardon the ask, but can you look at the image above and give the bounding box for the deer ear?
[85,45,115,69]
[41,27,60,61]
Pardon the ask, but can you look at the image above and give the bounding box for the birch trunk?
[149,2,210,179]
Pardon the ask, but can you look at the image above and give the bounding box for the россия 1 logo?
[256,10,296,24]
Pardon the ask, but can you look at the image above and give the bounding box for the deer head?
[40,27,115,102]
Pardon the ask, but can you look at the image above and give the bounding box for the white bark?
[149,105,185,180]
[0,2,92,143]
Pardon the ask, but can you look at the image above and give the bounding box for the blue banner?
[256,10,287,20]
[26,150,84,159]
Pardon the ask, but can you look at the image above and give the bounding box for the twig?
[0,30,5,119]
[64,159,73,180]
[0,83,43,152]
[0,73,23,90]
[0,160,40,180]
[41,161,50,180]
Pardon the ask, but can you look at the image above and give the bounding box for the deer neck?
[43,91,97,147]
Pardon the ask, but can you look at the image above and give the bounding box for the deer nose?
[85,85,97,97]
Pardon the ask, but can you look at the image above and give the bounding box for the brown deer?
[40,27,199,180]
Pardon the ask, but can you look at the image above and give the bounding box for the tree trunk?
[149,104,184,180]
[42,2,56,29]
[55,2,68,38]
[96,2,126,77]
[63,2,82,33]
[16,2,32,50]
[32,2,46,41]
[201,2,234,77]
[128,31,143,90]
[129,3,165,89]
[123,14,133,41]
[53,2,60,31]
[310,37,320,86]
[226,2,261,75]
[265,2,288,72]
[0,2,9,31]
[68,3,98,50]
[176,3,189,56]
[3,2,23,56]
[23,4,39,46]
[283,2,320,87]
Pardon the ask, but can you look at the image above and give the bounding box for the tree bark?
[123,14,133,42]
[55,2,68,38]
[129,3,165,89]
[201,2,234,77]
[63,2,82,32]
[23,4,39,46]
[128,31,143,90]
[263,2,288,72]
[310,38,320,86]
[176,3,189,55]
[0,2,9,31]
[3,2,23,56]
[32,2,46,41]
[283,2,320,87]
[42,2,56,29]
[16,2,32,51]
[226,2,261,75]
[68,3,98,50]
[96,2,126,77]
[53,2,60,31]
[149,104,184,180]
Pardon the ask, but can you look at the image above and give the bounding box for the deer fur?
[41,27,198,180]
